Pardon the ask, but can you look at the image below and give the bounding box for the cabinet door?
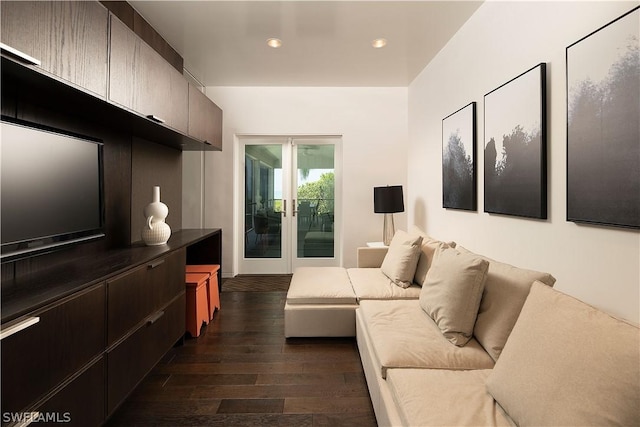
[1,284,106,416]
[107,249,186,346]
[106,292,185,415]
[109,16,188,134]
[0,1,109,98]
[36,357,105,427]
[188,84,223,149]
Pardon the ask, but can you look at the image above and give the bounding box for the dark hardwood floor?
[106,290,376,426]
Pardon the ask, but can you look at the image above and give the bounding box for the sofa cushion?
[347,268,421,300]
[358,300,494,379]
[380,230,423,288]
[457,246,556,361]
[419,245,489,346]
[387,369,513,427]
[410,225,456,286]
[286,267,356,304]
[486,281,640,426]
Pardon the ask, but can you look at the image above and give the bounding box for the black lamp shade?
[374,185,404,213]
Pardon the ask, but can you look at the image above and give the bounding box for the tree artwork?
[567,6,639,228]
[442,102,476,211]
[484,63,547,219]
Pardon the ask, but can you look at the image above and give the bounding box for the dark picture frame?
[566,6,639,229]
[484,63,547,219]
[442,102,476,210]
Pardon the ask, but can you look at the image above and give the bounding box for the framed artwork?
[566,6,639,229]
[484,63,547,219]
[442,102,476,210]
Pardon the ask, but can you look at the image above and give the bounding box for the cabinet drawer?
[1,284,105,416]
[107,249,185,346]
[0,1,109,98]
[106,292,185,415]
[35,357,105,427]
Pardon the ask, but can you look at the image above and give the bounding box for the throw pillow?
[486,281,640,426]
[457,246,556,361]
[380,230,423,289]
[410,225,457,286]
[419,245,489,346]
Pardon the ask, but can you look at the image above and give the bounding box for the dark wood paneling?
[1,284,105,415]
[132,12,183,73]
[101,1,183,73]
[188,84,223,149]
[1,1,109,98]
[131,138,183,243]
[100,1,134,28]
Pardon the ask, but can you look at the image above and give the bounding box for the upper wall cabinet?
[188,84,223,150]
[109,15,189,135]
[0,1,109,99]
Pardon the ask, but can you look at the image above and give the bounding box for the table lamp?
[374,185,404,245]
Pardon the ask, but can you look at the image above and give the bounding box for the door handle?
[282,199,286,217]
[292,199,297,217]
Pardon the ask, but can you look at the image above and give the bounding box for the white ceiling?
[129,1,483,87]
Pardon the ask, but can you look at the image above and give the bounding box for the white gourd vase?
[141,186,171,246]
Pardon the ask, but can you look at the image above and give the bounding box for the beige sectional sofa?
[285,228,640,425]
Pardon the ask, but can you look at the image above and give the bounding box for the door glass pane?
[296,144,335,258]
[244,145,282,258]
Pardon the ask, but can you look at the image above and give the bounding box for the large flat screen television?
[1,117,105,261]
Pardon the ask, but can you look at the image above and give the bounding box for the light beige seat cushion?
[486,281,640,426]
[419,245,489,346]
[387,369,513,427]
[380,230,423,288]
[458,246,556,361]
[347,268,421,300]
[286,267,356,304]
[358,299,494,379]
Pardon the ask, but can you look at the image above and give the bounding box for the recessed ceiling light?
[267,38,282,48]
[372,38,387,48]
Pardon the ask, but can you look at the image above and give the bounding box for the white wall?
[408,1,639,323]
[184,87,408,276]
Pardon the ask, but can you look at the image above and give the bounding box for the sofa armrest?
[357,247,388,268]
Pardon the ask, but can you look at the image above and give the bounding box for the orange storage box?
[185,264,220,320]
[185,272,210,337]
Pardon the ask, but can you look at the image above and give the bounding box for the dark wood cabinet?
[109,15,189,135]
[0,1,109,98]
[0,284,105,421]
[1,230,221,426]
[37,358,106,427]
[106,293,185,416]
[107,249,185,346]
[188,84,223,150]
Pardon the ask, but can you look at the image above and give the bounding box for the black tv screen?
[1,118,105,260]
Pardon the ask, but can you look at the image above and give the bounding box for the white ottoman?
[285,267,358,337]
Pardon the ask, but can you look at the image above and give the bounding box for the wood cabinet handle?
[0,42,41,66]
[146,114,165,124]
[148,259,165,269]
[146,310,164,325]
[0,316,40,341]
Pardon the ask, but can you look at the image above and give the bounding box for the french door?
[238,136,341,274]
